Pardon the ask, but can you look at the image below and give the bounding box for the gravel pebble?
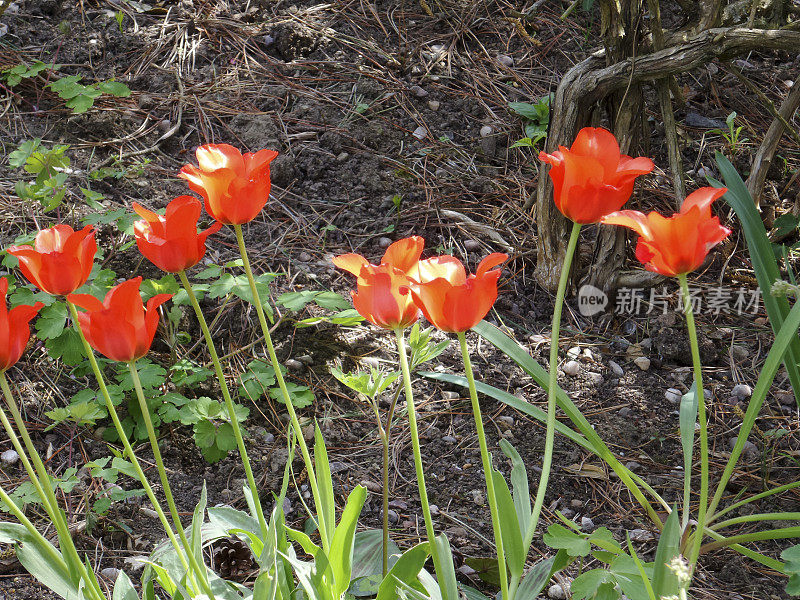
[378,237,393,248]
[731,384,752,400]
[633,356,651,371]
[428,100,440,111]
[580,516,595,530]
[412,126,427,140]
[1,449,19,465]
[547,583,568,599]
[496,54,514,67]
[563,361,581,376]
[665,388,682,403]
[629,528,654,542]
[100,567,119,581]
[410,85,428,98]
[608,360,624,377]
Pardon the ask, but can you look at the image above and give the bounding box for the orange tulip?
[602,187,731,277]
[6,224,97,296]
[178,144,279,225]
[404,253,508,333]
[0,278,44,371]
[67,277,172,362]
[332,236,432,330]
[539,127,654,224]
[133,196,223,273]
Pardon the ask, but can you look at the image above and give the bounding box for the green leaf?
[331,366,399,399]
[783,544,800,595]
[350,530,401,596]
[35,301,68,339]
[492,468,525,578]
[270,382,314,408]
[570,569,615,600]
[330,485,367,598]
[715,152,800,408]
[45,328,85,364]
[650,508,681,598]
[193,419,217,448]
[116,360,167,390]
[516,551,569,600]
[238,360,278,400]
[215,423,237,451]
[112,569,140,600]
[500,439,531,539]
[65,94,95,113]
[314,423,336,547]
[97,80,131,97]
[375,542,430,600]
[543,524,591,557]
[314,291,351,311]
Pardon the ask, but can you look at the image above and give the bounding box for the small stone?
[777,390,795,406]
[562,361,581,376]
[625,461,641,472]
[570,498,584,509]
[730,345,748,361]
[580,516,594,530]
[336,151,349,162]
[1,449,19,465]
[298,251,311,262]
[629,528,654,542]
[587,372,604,385]
[101,567,119,581]
[429,504,440,515]
[547,583,568,599]
[361,356,380,368]
[158,119,172,132]
[479,125,493,137]
[283,497,293,515]
[471,490,485,506]
[464,239,481,251]
[122,557,145,573]
[409,85,428,98]
[731,384,752,400]
[634,357,651,371]
[389,499,407,510]
[618,407,632,418]
[560,508,575,519]
[496,54,514,67]
[427,100,440,111]
[567,346,581,359]
[442,391,460,400]
[378,237,393,248]
[665,388,682,403]
[412,126,427,140]
[298,354,313,365]
[361,479,382,493]
[755,317,768,326]
[608,361,624,377]
[457,564,476,576]
[383,509,399,524]
[441,435,457,443]
[497,415,515,430]
[286,359,304,372]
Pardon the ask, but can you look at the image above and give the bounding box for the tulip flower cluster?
[0,127,744,600]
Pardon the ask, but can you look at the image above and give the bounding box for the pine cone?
[212,537,256,581]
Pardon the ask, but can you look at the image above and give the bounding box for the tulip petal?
[570,127,621,177]
[680,186,727,216]
[66,293,105,312]
[617,155,656,176]
[196,143,245,174]
[415,256,466,285]
[381,237,424,274]
[332,253,370,277]
[601,210,652,238]
[475,253,508,277]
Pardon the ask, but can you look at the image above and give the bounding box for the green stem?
[126,361,215,596]
[233,224,330,553]
[510,222,581,599]
[178,270,268,536]
[66,301,212,598]
[679,273,709,572]
[0,375,104,600]
[395,328,446,593]
[458,332,509,600]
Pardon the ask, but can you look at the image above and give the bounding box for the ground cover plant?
[0,1,799,599]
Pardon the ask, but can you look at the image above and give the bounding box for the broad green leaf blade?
[376,542,430,600]
[499,439,531,538]
[714,151,800,408]
[191,482,207,571]
[314,422,336,546]
[651,509,680,599]
[113,569,140,600]
[0,523,78,600]
[515,551,569,600]
[330,485,367,598]
[491,468,525,578]
[433,534,459,600]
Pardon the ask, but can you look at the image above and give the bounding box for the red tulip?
[67,277,172,362]
[404,253,508,333]
[0,278,44,371]
[539,127,654,224]
[133,196,223,273]
[178,144,279,225]
[332,237,429,330]
[6,225,96,295]
[602,187,731,277]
